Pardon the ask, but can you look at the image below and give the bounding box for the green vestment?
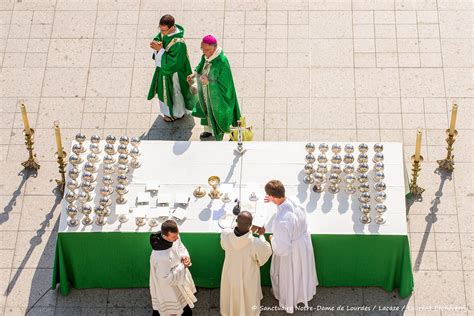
[147,24,193,116]
[191,50,241,141]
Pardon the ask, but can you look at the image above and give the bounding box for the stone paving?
[0,0,472,315]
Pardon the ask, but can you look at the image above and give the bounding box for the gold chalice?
[208,176,222,199]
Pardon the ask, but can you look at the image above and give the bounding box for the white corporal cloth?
[59,141,408,236]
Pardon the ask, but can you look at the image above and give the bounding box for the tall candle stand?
[409,155,425,196]
[437,129,457,171]
[21,129,41,170]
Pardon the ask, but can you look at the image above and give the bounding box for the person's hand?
[264,195,271,203]
[150,41,162,51]
[187,73,196,85]
[200,75,209,85]
[257,226,266,236]
[269,235,273,241]
[182,256,191,268]
[250,225,259,234]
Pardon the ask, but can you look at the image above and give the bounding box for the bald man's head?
[236,211,253,233]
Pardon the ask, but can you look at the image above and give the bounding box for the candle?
[54,121,63,158]
[449,103,458,136]
[20,102,31,135]
[414,128,422,162]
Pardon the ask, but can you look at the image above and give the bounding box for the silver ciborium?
[343,164,354,174]
[330,164,342,175]
[106,134,116,145]
[89,143,101,154]
[357,153,369,163]
[75,133,87,152]
[328,173,341,194]
[343,154,354,164]
[357,163,369,174]
[66,204,79,227]
[102,175,114,186]
[331,154,342,164]
[116,184,128,204]
[82,181,95,193]
[131,137,141,148]
[69,154,82,166]
[103,154,115,165]
[373,171,385,181]
[358,173,369,183]
[117,144,128,155]
[90,134,101,144]
[305,153,316,164]
[359,182,370,193]
[67,179,80,191]
[374,162,384,171]
[100,186,113,197]
[118,154,129,165]
[303,164,314,184]
[358,143,369,153]
[130,147,141,168]
[359,204,371,224]
[94,205,107,226]
[375,191,387,203]
[331,143,342,154]
[345,174,356,194]
[99,196,112,208]
[84,162,98,174]
[359,192,371,203]
[374,143,384,153]
[119,136,130,146]
[319,143,329,154]
[104,144,116,155]
[78,191,92,203]
[116,164,128,175]
[312,172,325,193]
[374,181,387,192]
[82,171,96,183]
[373,152,384,163]
[374,204,387,224]
[68,167,80,180]
[317,163,328,174]
[305,142,316,153]
[117,174,129,185]
[344,144,354,154]
[87,153,100,164]
[72,143,84,156]
[65,191,77,204]
[81,204,93,226]
[317,154,327,164]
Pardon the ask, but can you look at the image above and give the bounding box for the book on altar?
[172,206,187,220]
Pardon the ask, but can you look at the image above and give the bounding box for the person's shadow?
[143,114,196,141]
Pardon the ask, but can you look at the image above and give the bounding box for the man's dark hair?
[159,14,175,28]
[265,180,285,198]
[161,219,179,235]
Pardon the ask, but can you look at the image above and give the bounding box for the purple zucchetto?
[202,34,217,45]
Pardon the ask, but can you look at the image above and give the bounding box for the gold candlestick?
[21,128,41,170]
[53,121,67,193]
[20,102,31,136]
[410,155,425,196]
[437,129,457,171]
[414,128,422,162]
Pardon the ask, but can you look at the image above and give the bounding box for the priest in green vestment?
[188,35,241,140]
[147,15,193,122]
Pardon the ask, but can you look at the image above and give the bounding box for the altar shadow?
[0,169,35,226]
[144,114,195,141]
[172,141,191,155]
[413,168,451,272]
[296,170,308,202]
[320,192,334,214]
[223,154,241,184]
[5,195,61,314]
[305,186,321,214]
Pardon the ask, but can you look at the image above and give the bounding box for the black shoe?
[200,132,212,138]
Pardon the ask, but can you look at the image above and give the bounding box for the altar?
[52,140,414,298]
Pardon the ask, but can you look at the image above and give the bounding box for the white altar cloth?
[59,141,408,235]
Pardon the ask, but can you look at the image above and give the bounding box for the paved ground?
[0,0,472,315]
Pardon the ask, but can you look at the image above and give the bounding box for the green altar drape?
[52,232,413,298]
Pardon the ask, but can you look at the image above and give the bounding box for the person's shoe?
[200,132,212,138]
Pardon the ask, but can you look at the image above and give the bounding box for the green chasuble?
[191,49,241,141]
[147,24,193,116]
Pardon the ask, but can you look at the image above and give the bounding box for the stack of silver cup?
[130,137,142,168]
[313,143,329,193]
[115,136,130,205]
[373,143,387,224]
[303,143,316,185]
[328,144,342,194]
[357,143,371,224]
[343,144,356,194]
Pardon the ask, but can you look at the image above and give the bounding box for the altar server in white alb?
[220,211,273,316]
[149,220,197,315]
[264,180,318,314]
